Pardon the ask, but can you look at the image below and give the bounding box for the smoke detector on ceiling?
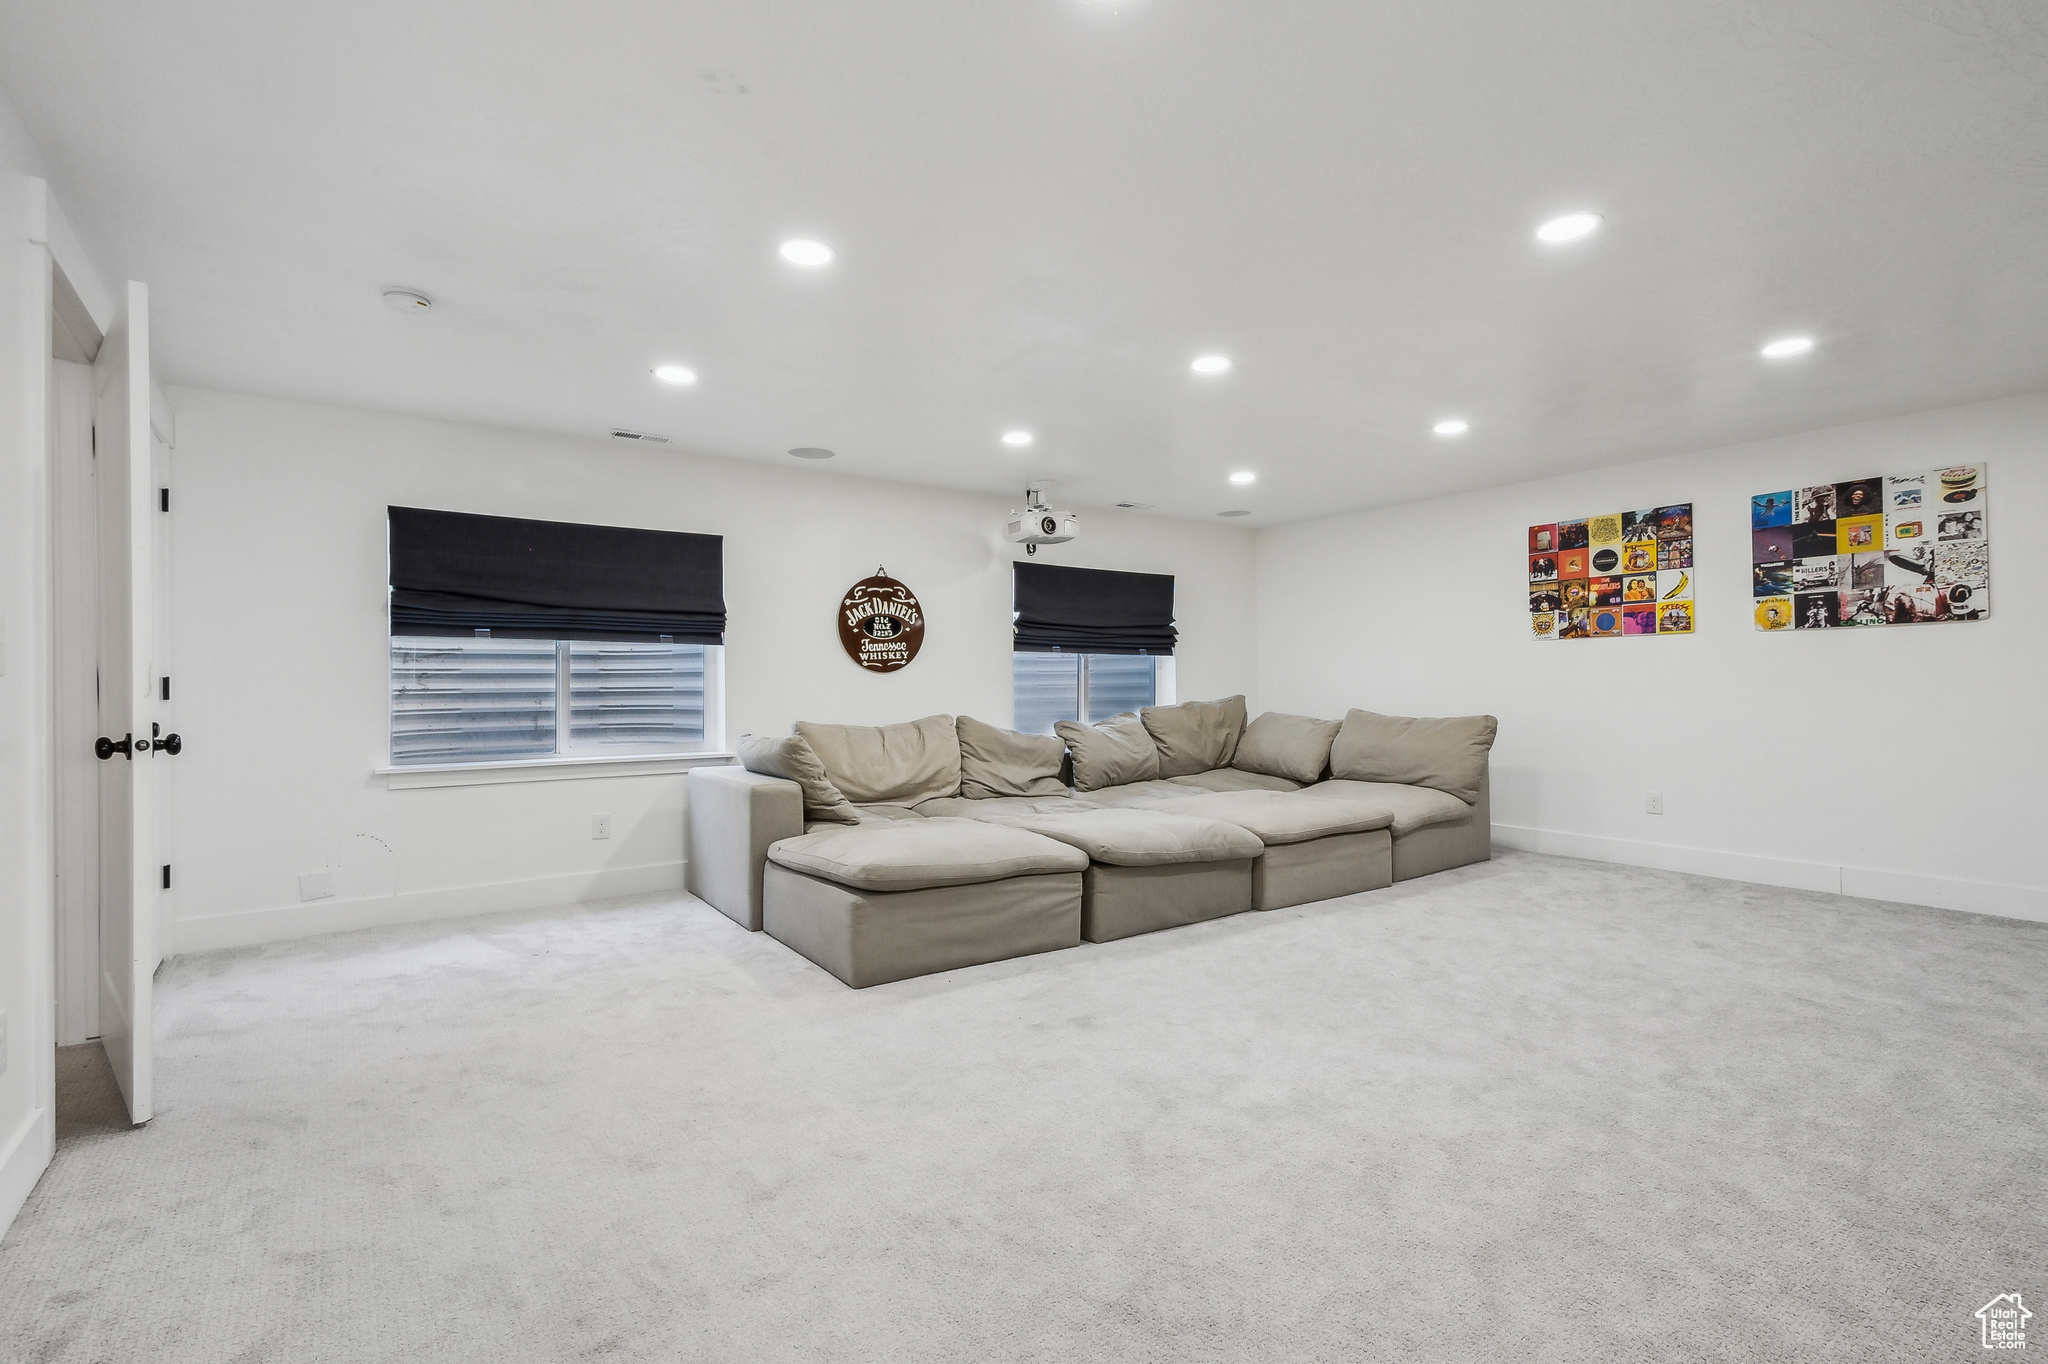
[610,429,672,444]
[382,288,432,314]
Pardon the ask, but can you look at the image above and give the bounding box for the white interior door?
[91,280,159,1125]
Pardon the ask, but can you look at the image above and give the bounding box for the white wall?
[166,387,1257,951]
[0,87,54,1235]
[1257,390,2048,921]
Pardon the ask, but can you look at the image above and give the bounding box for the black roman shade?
[1013,562,1176,656]
[388,507,725,644]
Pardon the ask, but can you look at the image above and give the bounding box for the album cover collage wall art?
[1528,504,1693,639]
[1751,466,1989,630]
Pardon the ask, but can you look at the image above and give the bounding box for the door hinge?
[162,864,172,890]
[160,487,170,513]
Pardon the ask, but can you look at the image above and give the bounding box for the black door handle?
[95,734,133,761]
[133,724,184,756]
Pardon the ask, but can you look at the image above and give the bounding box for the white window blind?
[1012,653,1158,735]
[391,637,716,765]
[567,642,707,751]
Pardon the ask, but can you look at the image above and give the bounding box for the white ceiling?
[4,0,2046,525]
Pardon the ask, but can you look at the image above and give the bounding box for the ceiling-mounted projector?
[1005,486,1077,555]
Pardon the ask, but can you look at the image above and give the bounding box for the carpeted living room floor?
[3,851,2042,1363]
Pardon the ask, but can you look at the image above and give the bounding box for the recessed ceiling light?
[779,239,834,267]
[1228,471,1256,485]
[1001,431,1034,448]
[382,288,432,314]
[788,447,835,459]
[1536,212,1602,243]
[1760,336,1815,359]
[1190,354,1232,375]
[1433,419,1470,436]
[653,365,697,385]
[1217,510,1250,518]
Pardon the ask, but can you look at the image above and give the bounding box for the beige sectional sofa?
[686,699,1495,988]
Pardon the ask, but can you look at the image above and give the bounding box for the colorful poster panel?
[1529,503,1692,639]
[1753,465,1988,629]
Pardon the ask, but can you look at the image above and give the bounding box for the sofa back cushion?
[1139,695,1247,777]
[1054,712,1161,792]
[794,714,963,806]
[1328,710,1498,805]
[1232,711,1342,784]
[736,733,859,823]
[955,715,1069,799]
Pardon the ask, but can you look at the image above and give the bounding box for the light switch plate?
[592,813,612,840]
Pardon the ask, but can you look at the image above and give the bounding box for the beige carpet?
[3,851,2043,1362]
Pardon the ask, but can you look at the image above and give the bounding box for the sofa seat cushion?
[1301,780,1472,836]
[767,817,1087,893]
[1167,768,1303,795]
[1071,779,1207,808]
[915,793,1091,819]
[805,802,929,834]
[985,808,1264,867]
[1147,790,1394,845]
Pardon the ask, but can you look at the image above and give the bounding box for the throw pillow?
[1232,711,1342,784]
[955,715,1069,799]
[1139,695,1248,777]
[794,714,963,806]
[1327,710,1498,805]
[1054,712,1161,792]
[735,733,859,823]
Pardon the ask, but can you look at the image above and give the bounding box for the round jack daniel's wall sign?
[838,570,925,672]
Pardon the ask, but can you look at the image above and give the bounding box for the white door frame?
[50,350,100,1045]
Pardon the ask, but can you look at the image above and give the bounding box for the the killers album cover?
[1752,466,1989,630]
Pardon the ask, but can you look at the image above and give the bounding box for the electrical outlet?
[299,868,336,901]
[1645,792,1665,815]
[592,813,612,840]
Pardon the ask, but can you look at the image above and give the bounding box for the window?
[1010,561,1177,734]
[1012,653,1162,735]
[390,638,719,765]
[386,507,727,768]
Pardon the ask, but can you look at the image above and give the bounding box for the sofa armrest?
[687,766,804,931]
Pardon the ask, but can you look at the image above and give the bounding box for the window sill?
[375,751,735,790]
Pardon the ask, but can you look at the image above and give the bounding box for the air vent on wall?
[609,429,672,444]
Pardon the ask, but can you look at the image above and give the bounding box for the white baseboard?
[173,861,688,955]
[0,1104,53,1244]
[1491,824,2048,925]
